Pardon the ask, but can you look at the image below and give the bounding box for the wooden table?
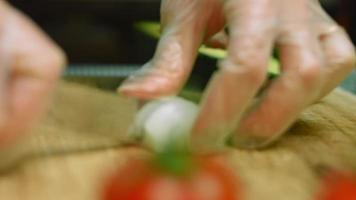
[0,81,356,200]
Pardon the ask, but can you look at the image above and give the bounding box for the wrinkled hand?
[0,1,66,148]
[119,0,356,152]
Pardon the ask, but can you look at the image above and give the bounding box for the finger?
[190,0,277,153]
[318,26,356,98]
[232,2,324,149]
[0,3,13,126]
[308,1,356,97]
[205,30,228,49]
[0,38,11,125]
[118,24,201,100]
[118,1,208,100]
[0,8,65,147]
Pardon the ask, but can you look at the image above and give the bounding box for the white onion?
[129,97,198,152]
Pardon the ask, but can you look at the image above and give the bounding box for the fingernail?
[118,82,139,93]
[117,75,149,96]
[190,139,231,155]
[230,133,278,150]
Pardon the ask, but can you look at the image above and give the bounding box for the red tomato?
[317,171,356,200]
[103,155,240,200]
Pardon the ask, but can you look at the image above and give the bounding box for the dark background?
[10,0,356,64]
[11,0,161,64]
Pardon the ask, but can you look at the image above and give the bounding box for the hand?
[0,1,66,148]
[119,0,356,152]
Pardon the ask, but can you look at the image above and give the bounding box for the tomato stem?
[153,150,195,177]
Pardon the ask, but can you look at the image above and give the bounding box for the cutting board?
[0,81,355,200]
